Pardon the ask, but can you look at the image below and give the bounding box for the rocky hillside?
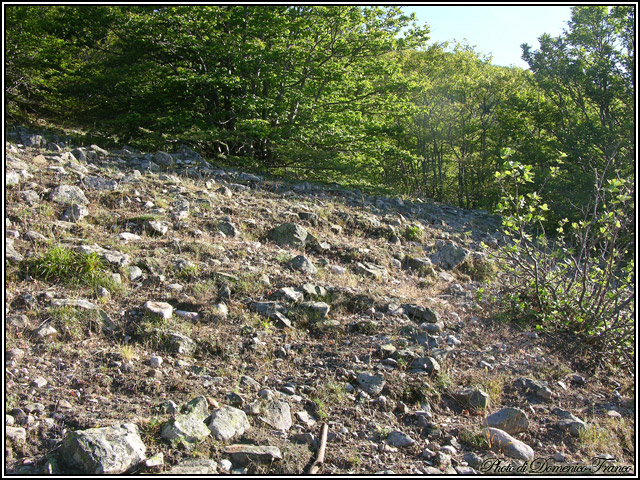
[5,127,635,475]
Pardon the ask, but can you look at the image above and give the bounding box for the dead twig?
[307,422,328,474]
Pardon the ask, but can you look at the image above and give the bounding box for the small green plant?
[459,428,489,449]
[25,245,118,293]
[404,225,424,241]
[311,397,328,420]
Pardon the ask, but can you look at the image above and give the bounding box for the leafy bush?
[404,225,423,241]
[488,148,634,369]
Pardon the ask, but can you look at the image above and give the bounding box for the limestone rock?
[224,444,282,466]
[387,431,415,447]
[290,255,317,274]
[144,301,173,320]
[484,427,534,461]
[355,262,388,281]
[259,400,292,431]
[208,406,251,441]
[356,372,386,396]
[402,304,439,323]
[166,459,218,474]
[160,397,210,448]
[485,407,529,435]
[50,185,89,205]
[60,423,146,474]
[267,223,308,247]
[431,242,469,270]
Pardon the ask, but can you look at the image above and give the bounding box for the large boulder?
[60,423,146,474]
[431,242,469,270]
[267,223,308,247]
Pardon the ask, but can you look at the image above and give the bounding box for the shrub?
[489,148,634,370]
[404,225,423,241]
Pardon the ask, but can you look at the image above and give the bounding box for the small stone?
[144,301,173,319]
[386,430,415,447]
[485,407,529,435]
[356,372,386,396]
[150,356,163,368]
[458,387,490,409]
[6,426,27,442]
[31,376,48,388]
[259,400,292,431]
[290,255,317,274]
[553,452,566,462]
[224,444,282,466]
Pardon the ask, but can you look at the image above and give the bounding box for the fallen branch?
[307,422,328,474]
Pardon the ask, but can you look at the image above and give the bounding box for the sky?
[402,5,574,69]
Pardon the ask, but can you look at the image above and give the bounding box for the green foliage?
[491,150,635,369]
[25,245,117,292]
[404,225,423,241]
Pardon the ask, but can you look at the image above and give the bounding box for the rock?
[386,431,415,447]
[7,348,25,362]
[208,406,251,441]
[167,332,196,355]
[22,133,45,148]
[82,176,118,191]
[118,232,142,242]
[409,357,440,374]
[514,377,553,400]
[290,255,317,274]
[6,426,27,442]
[431,242,469,270]
[160,397,211,448]
[463,452,483,469]
[49,185,89,205]
[301,301,330,320]
[166,459,218,474]
[224,445,282,466]
[25,230,48,242]
[458,387,490,409]
[356,372,386,396]
[60,423,146,474]
[218,221,239,237]
[485,407,529,435]
[60,203,90,223]
[71,148,86,162]
[144,301,173,319]
[35,325,58,339]
[484,427,534,461]
[6,239,23,263]
[20,190,39,205]
[402,304,439,323]
[154,151,174,167]
[354,262,388,281]
[146,220,169,236]
[330,265,346,275]
[31,376,48,388]
[554,408,587,437]
[6,170,20,186]
[271,287,304,304]
[301,284,327,298]
[267,223,309,247]
[259,400,292,431]
[149,355,163,368]
[128,266,143,281]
